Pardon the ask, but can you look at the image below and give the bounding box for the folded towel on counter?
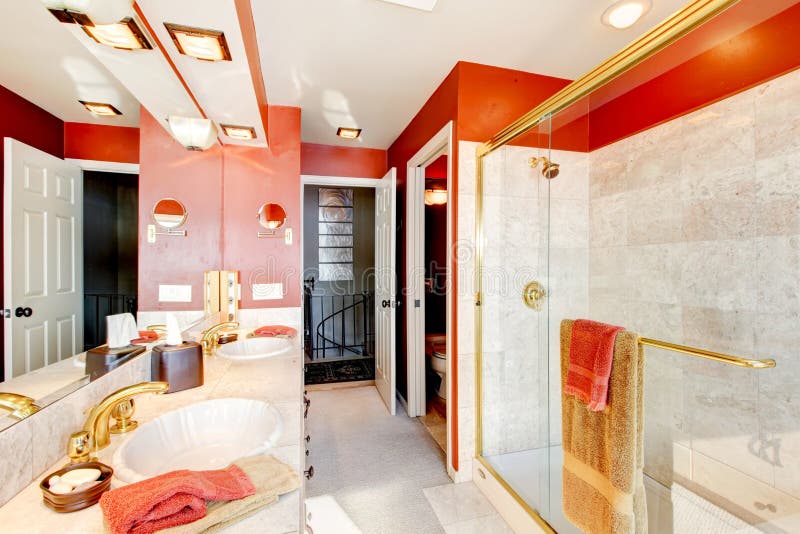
[161,455,301,534]
[253,325,297,338]
[564,318,624,412]
[99,464,256,534]
[561,319,647,534]
[107,313,140,349]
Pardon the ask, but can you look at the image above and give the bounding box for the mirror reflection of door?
[2,139,139,382]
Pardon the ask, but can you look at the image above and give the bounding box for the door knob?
[14,307,24,318]
[23,307,32,317]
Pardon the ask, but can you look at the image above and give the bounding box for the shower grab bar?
[638,338,776,369]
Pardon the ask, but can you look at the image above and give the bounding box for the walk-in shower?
[473,0,800,532]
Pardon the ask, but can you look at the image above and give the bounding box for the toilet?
[425,334,447,400]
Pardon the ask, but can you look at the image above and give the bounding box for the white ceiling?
[0,1,140,127]
[252,0,691,148]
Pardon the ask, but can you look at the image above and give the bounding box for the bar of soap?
[61,468,101,487]
[49,482,74,495]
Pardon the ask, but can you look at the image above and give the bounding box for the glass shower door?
[477,116,554,521]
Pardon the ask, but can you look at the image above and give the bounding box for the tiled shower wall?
[588,68,800,527]
[459,139,589,459]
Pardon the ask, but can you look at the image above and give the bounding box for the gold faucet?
[0,392,40,419]
[68,382,169,463]
[200,321,239,356]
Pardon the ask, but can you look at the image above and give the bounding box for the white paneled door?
[4,139,83,380]
[374,168,397,414]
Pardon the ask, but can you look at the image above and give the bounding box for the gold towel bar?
[638,338,776,369]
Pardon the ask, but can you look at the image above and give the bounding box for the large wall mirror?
[1,145,144,432]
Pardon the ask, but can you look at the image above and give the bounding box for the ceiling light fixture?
[164,23,232,62]
[82,17,152,50]
[220,124,257,140]
[79,100,122,116]
[601,0,652,30]
[424,189,447,206]
[42,0,133,25]
[337,127,362,140]
[167,116,218,151]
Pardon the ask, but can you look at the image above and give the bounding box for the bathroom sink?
[112,398,283,483]
[215,337,293,361]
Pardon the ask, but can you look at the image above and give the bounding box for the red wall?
[137,106,302,311]
[222,106,302,309]
[64,122,140,164]
[301,142,387,178]
[137,108,224,311]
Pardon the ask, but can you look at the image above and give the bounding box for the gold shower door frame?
[473,1,742,531]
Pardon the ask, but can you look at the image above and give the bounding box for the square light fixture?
[337,127,362,140]
[164,23,231,61]
[82,18,152,50]
[79,100,122,116]
[220,124,257,140]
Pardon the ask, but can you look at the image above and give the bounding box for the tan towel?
[160,455,301,534]
[561,319,647,534]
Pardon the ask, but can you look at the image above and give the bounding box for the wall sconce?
[147,198,187,242]
[424,188,447,206]
[167,116,217,151]
[257,203,291,244]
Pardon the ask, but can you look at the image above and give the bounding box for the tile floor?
[306,386,511,533]
[423,482,513,534]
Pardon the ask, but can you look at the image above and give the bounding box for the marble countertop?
[0,335,305,534]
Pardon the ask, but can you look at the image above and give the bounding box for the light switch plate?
[159,284,192,302]
[147,224,156,243]
[284,228,292,245]
[252,283,283,301]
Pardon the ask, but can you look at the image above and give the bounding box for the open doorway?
[82,170,139,351]
[405,121,454,473]
[302,183,377,387]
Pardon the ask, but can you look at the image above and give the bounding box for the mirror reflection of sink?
[113,398,283,483]
[216,337,293,361]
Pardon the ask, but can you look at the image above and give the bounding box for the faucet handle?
[110,399,138,434]
[67,430,95,465]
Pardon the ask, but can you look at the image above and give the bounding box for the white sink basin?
[113,398,283,483]
[216,337,293,361]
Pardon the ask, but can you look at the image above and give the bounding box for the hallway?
[305,387,510,533]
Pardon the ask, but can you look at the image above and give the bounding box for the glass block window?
[318,188,354,281]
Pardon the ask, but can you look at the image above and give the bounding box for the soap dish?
[40,461,113,513]
[217,333,238,344]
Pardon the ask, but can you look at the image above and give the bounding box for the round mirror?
[257,203,287,230]
[153,198,187,229]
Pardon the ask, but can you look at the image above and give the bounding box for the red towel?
[99,465,256,534]
[564,319,624,412]
[253,325,297,338]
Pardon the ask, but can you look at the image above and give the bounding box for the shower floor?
[484,445,773,533]
[485,446,581,534]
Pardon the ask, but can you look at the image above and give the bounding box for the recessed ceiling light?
[221,124,257,140]
[337,127,362,140]
[79,100,122,116]
[164,23,231,62]
[378,0,439,12]
[601,0,652,30]
[82,17,152,50]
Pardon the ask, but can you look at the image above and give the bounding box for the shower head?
[527,156,560,179]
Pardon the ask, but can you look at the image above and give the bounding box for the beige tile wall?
[588,68,800,527]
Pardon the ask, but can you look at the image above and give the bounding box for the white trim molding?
[66,159,140,174]
[301,175,382,188]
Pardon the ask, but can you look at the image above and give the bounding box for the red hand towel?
[254,325,297,338]
[99,465,256,534]
[564,319,624,412]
